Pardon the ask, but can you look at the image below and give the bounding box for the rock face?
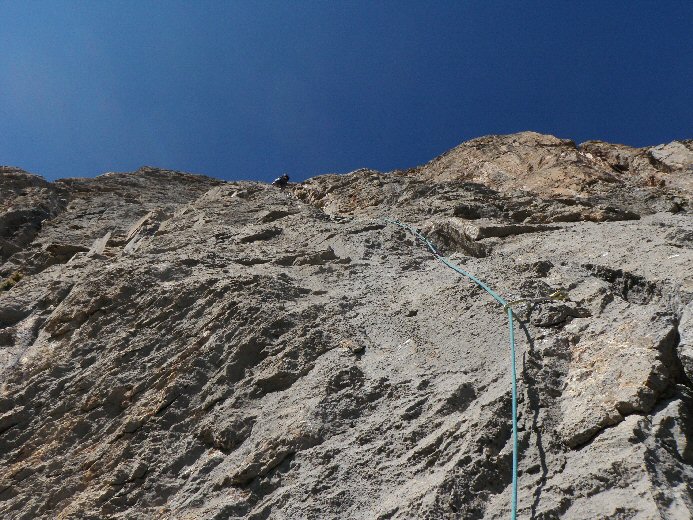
[0,132,692,519]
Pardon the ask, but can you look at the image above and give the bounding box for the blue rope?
[384,218,518,520]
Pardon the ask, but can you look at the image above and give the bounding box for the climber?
[272,173,290,190]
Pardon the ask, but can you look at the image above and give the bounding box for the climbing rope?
[383,218,519,520]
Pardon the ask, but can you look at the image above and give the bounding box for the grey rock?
[0,132,692,519]
[680,303,693,384]
[648,141,693,172]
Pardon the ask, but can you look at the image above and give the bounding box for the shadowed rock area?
[0,132,692,519]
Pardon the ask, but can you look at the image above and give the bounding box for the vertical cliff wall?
[1,133,692,519]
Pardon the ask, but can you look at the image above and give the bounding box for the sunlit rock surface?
[1,133,692,519]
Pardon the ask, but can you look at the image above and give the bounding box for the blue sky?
[1,1,691,182]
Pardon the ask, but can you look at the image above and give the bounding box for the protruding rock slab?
[560,309,678,448]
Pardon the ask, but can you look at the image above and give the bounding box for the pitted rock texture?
[0,132,692,519]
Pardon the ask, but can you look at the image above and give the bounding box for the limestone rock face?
[0,133,692,519]
[0,167,68,264]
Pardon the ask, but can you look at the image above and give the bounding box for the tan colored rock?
[0,135,691,519]
[560,310,677,447]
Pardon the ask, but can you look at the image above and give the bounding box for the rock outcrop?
[0,132,691,519]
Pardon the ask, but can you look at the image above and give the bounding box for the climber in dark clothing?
[272,174,290,189]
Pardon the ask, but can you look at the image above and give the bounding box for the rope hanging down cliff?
[383,217,520,520]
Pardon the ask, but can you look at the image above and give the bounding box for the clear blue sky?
[1,1,691,182]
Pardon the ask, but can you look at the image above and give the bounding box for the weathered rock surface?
[0,166,68,264]
[0,132,692,519]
